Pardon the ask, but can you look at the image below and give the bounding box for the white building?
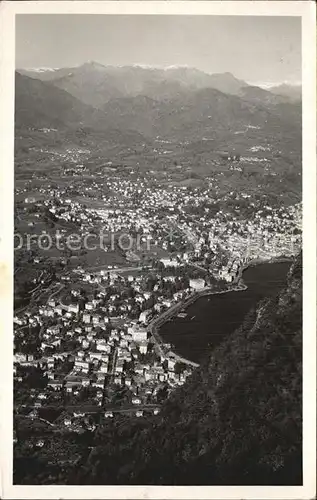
[96,341,111,353]
[128,325,148,342]
[139,310,152,325]
[74,360,89,371]
[99,363,108,373]
[160,258,179,267]
[139,341,148,354]
[132,396,141,405]
[83,314,91,324]
[189,278,206,291]
[68,303,79,314]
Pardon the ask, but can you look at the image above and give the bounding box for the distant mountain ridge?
[14,71,149,152]
[18,63,300,105]
[15,69,301,169]
[17,62,262,107]
[269,83,302,102]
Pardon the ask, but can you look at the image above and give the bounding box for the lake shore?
[159,258,293,363]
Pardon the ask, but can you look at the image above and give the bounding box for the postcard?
[0,1,315,499]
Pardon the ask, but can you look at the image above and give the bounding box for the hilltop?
[18,63,250,107]
[18,63,300,108]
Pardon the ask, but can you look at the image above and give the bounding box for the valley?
[13,62,302,486]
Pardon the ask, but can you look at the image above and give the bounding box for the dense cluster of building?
[14,266,197,424]
[14,164,302,430]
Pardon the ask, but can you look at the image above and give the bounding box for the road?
[47,283,66,302]
[15,403,161,415]
[86,265,149,274]
[146,282,251,369]
[109,346,118,383]
[147,293,202,367]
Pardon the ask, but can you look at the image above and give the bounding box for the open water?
[159,261,291,363]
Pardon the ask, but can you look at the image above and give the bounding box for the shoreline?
[152,255,294,366]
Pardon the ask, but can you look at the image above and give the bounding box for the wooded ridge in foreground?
[15,254,302,485]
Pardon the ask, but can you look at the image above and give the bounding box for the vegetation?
[14,254,302,485]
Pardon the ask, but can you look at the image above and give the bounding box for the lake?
[159,261,291,363]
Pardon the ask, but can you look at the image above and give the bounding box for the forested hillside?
[70,254,302,485]
[14,255,302,485]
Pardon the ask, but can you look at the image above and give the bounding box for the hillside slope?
[15,70,301,172]
[15,71,108,130]
[15,72,149,155]
[81,254,302,485]
[269,84,302,103]
[18,64,250,107]
[13,256,302,485]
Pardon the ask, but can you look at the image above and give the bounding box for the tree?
[174,362,186,375]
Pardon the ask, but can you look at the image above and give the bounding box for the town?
[14,162,302,435]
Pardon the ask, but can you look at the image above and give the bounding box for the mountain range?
[14,64,303,484]
[15,72,149,152]
[15,63,302,200]
[269,83,302,103]
[19,62,301,107]
[15,66,301,143]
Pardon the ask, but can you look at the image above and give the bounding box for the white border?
[0,2,316,499]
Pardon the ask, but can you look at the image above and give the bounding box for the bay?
[159,261,292,363]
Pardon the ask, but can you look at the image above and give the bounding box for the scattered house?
[99,363,108,373]
[37,393,47,400]
[73,411,85,418]
[89,352,103,360]
[81,377,90,387]
[95,379,105,389]
[189,278,206,291]
[132,396,141,405]
[160,257,179,267]
[128,325,148,342]
[68,303,79,314]
[28,410,38,418]
[139,341,148,355]
[74,360,89,372]
[55,305,64,316]
[139,310,152,325]
[83,314,91,324]
[96,341,111,353]
[116,362,124,373]
[14,353,27,363]
[168,358,176,370]
[48,380,63,390]
[144,371,155,382]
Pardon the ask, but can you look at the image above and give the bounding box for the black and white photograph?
[0,1,316,499]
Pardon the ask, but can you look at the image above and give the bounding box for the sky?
[16,15,301,85]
